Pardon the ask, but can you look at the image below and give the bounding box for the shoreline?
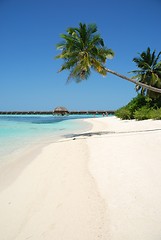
[0,119,109,240]
[0,118,92,192]
[0,116,161,239]
[0,117,92,161]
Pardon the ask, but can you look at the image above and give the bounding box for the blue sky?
[0,0,161,111]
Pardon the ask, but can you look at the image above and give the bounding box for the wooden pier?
[0,110,115,115]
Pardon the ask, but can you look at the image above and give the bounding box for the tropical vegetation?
[131,47,161,98]
[56,23,161,120]
[115,94,161,120]
[56,22,161,94]
[116,48,161,120]
[56,23,114,82]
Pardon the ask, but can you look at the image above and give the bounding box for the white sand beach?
[0,116,161,240]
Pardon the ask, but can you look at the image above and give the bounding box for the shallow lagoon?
[0,114,97,160]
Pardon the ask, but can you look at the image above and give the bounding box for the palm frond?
[55,22,114,82]
[153,51,161,66]
[131,47,161,97]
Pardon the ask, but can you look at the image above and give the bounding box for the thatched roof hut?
[53,106,69,115]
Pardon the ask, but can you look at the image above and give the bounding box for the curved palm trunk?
[106,68,161,94]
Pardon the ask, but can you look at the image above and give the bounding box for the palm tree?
[56,23,161,94]
[130,47,161,98]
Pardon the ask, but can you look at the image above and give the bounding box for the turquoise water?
[0,114,97,160]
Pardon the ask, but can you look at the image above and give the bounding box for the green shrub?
[134,106,151,120]
[115,94,147,120]
[115,107,132,120]
[127,94,147,113]
[149,108,161,120]
[115,94,161,120]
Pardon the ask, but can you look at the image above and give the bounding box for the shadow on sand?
[64,128,161,140]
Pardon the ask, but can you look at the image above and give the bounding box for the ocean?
[0,114,97,161]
